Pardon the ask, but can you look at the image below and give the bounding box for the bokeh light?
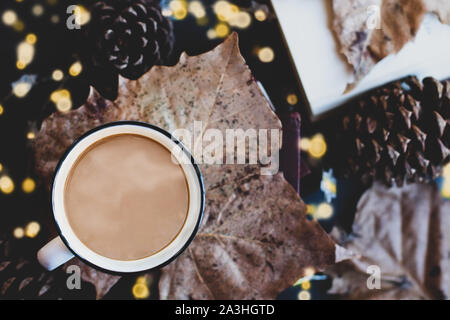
[17,41,35,68]
[258,47,274,63]
[0,175,15,194]
[32,4,44,17]
[298,290,311,300]
[286,93,298,105]
[69,61,83,77]
[25,221,40,238]
[22,177,36,193]
[25,33,37,45]
[309,134,327,158]
[51,89,72,112]
[316,203,334,219]
[13,227,25,239]
[301,280,311,290]
[52,69,64,81]
[215,23,230,38]
[73,5,90,26]
[188,1,206,19]
[0,104,4,116]
[132,283,150,299]
[254,9,267,22]
[2,10,18,26]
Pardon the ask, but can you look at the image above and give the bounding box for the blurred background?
[1,0,447,300]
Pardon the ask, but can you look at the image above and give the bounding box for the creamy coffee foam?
[64,134,189,261]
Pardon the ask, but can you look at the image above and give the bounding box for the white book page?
[272,0,450,118]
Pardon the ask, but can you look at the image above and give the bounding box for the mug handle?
[37,237,75,271]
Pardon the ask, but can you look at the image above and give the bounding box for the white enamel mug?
[37,121,204,273]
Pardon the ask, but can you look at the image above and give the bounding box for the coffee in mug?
[38,122,204,273]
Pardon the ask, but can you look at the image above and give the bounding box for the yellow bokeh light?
[301,281,311,290]
[50,14,60,24]
[316,203,334,219]
[170,0,187,20]
[188,1,206,18]
[258,47,275,63]
[51,89,72,112]
[0,104,4,116]
[17,41,35,67]
[0,175,15,194]
[32,4,44,17]
[254,9,267,22]
[299,138,310,151]
[16,61,26,70]
[52,69,64,81]
[69,61,83,77]
[304,267,315,277]
[309,134,327,158]
[287,93,298,105]
[25,221,40,238]
[2,10,18,26]
[298,290,311,300]
[26,33,37,45]
[74,5,90,26]
[229,11,251,29]
[215,23,230,38]
[13,20,25,32]
[13,82,32,98]
[46,0,58,5]
[132,283,150,299]
[14,227,25,239]
[306,204,316,215]
[26,131,36,140]
[206,29,217,40]
[0,163,3,172]
[22,177,36,193]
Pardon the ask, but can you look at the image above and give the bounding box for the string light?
[52,69,64,81]
[14,227,25,239]
[22,177,36,193]
[258,47,275,63]
[0,175,15,194]
[69,61,83,77]
[25,221,40,238]
[12,77,34,98]
[2,10,18,26]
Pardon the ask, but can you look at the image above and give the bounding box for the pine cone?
[327,76,450,187]
[84,0,174,99]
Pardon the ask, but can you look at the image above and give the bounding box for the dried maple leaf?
[327,182,450,300]
[34,34,342,299]
[332,0,449,85]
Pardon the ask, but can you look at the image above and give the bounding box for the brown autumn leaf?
[34,33,342,299]
[332,0,450,85]
[327,182,450,300]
